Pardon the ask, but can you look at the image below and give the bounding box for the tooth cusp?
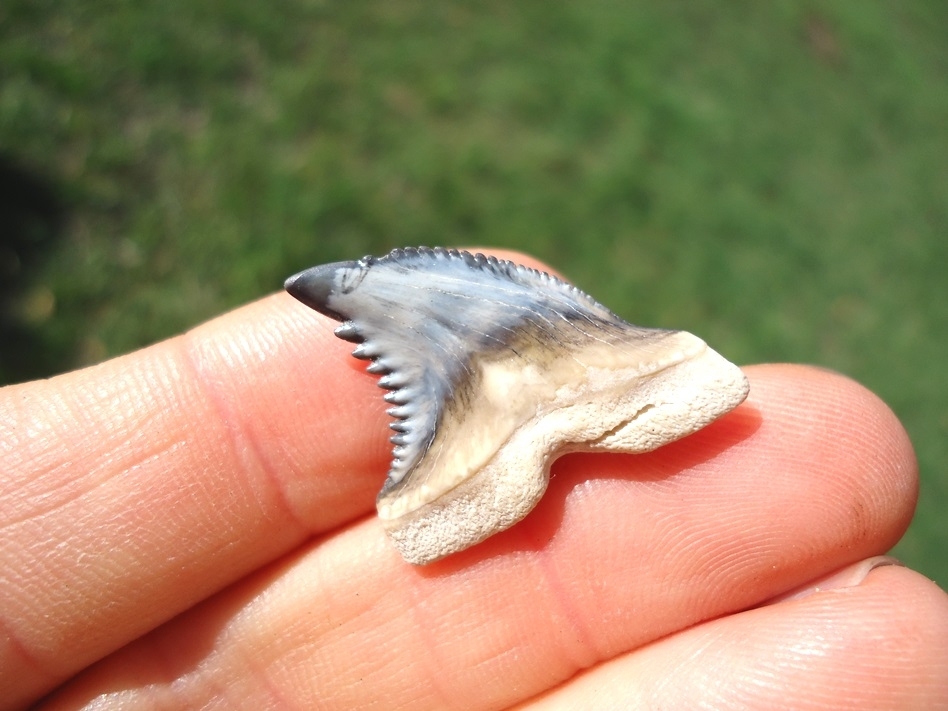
[378,372,411,390]
[334,322,362,342]
[350,343,374,360]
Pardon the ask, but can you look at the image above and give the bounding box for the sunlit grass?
[2,0,946,585]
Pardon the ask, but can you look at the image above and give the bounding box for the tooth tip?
[285,264,348,320]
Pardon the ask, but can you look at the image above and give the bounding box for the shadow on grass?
[0,154,71,385]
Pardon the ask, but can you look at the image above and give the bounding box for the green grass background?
[2,1,946,586]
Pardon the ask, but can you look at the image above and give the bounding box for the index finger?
[0,263,403,705]
[38,365,922,711]
[0,248,559,707]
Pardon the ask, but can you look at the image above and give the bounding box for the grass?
[2,0,947,586]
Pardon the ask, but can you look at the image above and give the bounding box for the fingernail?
[766,556,904,604]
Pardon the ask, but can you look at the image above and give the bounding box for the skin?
[1,251,947,710]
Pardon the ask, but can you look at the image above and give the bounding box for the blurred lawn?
[2,2,946,586]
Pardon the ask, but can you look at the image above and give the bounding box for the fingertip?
[743,364,914,464]
[742,363,918,537]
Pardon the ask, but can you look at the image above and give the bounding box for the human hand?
[2,252,946,710]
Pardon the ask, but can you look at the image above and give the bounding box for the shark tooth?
[285,247,749,565]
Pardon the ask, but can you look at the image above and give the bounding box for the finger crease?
[178,335,309,535]
[535,550,603,674]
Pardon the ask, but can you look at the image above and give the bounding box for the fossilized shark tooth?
[285,247,749,565]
